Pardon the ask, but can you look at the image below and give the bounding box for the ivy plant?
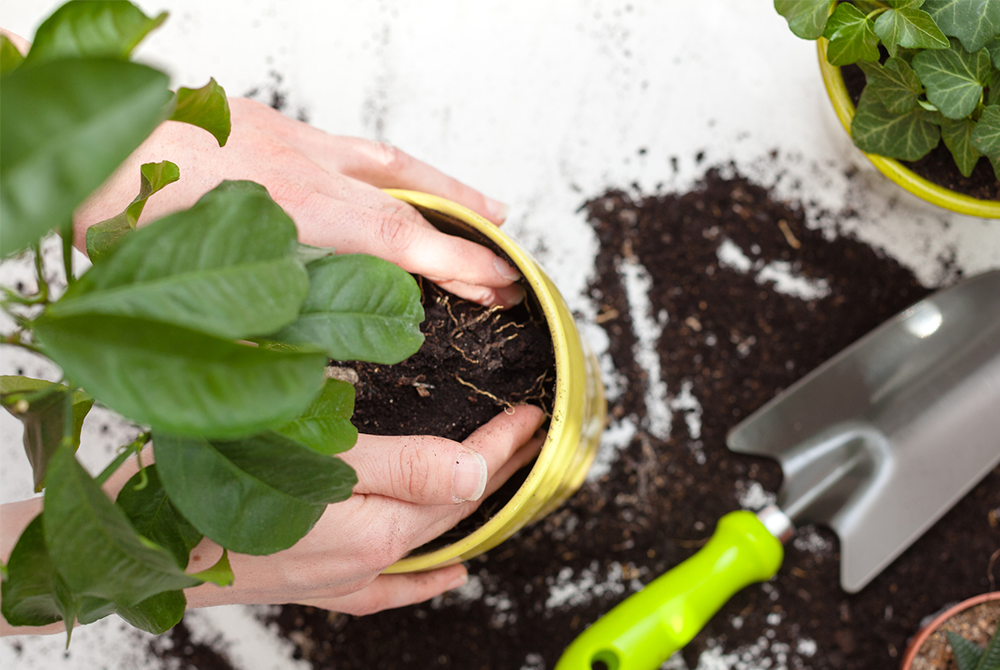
[775,0,1000,180]
[0,0,424,641]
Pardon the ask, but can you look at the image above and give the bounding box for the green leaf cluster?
[775,0,1000,178]
[946,617,1000,670]
[1,1,425,640]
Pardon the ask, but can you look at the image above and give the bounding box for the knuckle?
[374,211,418,256]
[393,444,434,502]
[371,142,410,175]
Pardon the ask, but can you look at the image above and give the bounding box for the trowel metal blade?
[727,270,1000,593]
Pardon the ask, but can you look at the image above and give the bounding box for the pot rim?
[899,591,1000,669]
[816,38,1000,220]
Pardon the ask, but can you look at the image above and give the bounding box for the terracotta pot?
[816,39,1000,220]
[381,190,607,574]
[899,592,1000,669]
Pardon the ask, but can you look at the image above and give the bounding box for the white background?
[3,1,999,668]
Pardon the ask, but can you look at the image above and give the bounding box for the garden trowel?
[557,269,1000,670]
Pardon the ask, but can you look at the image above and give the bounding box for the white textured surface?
[3,1,1000,668]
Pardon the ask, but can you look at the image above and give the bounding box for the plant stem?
[2,334,43,355]
[94,431,153,486]
[61,223,74,288]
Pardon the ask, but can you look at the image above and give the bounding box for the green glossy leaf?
[913,39,994,118]
[116,589,185,635]
[874,6,949,56]
[190,549,234,587]
[971,105,1000,156]
[32,313,327,438]
[1,376,94,491]
[86,160,180,264]
[992,155,1000,179]
[154,433,332,555]
[941,117,982,175]
[170,78,231,147]
[923,0,1000,52]
[56,181,308,340]
[0,59,172,257]
[989,37,1000,68]
[774,0,835,39]
[987,67,1000,105]
[0,516,63,627]
[860,57,924,113]
[851,85,941,159]
[273,254,425,364]
[1,35,24,75]
[823,3,880,65]
[43,443,201,607]
[274,378,358,455]
[116,465,203,569]
[22,1,166,66]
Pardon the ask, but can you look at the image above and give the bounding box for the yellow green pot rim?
[817,39,1000,219]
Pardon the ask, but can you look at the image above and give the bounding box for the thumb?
[296,564,470,616]
[342,434,489,506]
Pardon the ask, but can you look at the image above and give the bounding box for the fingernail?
[452,449,487,503]
[494,257,522,282]
[485,198,509,223]
[446,573,469,591]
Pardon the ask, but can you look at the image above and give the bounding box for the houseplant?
[1,0,424,639]
[900,592,1000,669]
[774,0,1000,218]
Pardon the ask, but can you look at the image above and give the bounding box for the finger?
[290,135,509,225]
[290,195,522,292]
[343,434,490,505]
[462,405,545,479]
[430,278,526,309]
[294,565,469,617]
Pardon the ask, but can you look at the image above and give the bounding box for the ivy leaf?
[940,117,983,176]
[989,37,1000,68]
[774,0,835,39]
[923,0,1000,53]
[31,313,327,438]
[859,58,924,113]
[0,376,94,492]
[86,160,180,264]
[272,254,425,364]
[0,516,63,627]
[912,39,994,119]
[169,78,231,147]
[21,0,166,67]
[823,3,880,66]
[115,465,203,570]
[851,85,941,160]
[0,58,172,257]
[1,35,24,75]
[971,105,1000,157]
[55,181,308,340]
[988,68,1000,105]
[274,378,358,455]
[116,589,185,635]
[874,6,949,56]
[43,443,201,607]
[154,433,341,555]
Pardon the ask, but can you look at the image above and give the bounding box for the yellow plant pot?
[817,39,1000,219]
[382,190,607,574]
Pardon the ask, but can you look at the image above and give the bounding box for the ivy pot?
[381,190,607,574]
[816,38,1000,219]
[899,592,1000,670]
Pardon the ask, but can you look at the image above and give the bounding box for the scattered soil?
[908,600,1000,670]
[840,63,1000,202]
[155,165,1000,670]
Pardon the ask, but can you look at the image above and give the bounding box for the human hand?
[74,97,523,308]
[182,405,546,616]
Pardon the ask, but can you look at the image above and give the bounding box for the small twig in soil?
[777,218,802,249]
[450,343,480,364]
[454,375,514,412]
[988,547,1000,593]
[595,307,619,324]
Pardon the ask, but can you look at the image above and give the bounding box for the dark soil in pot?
[151,164,1000,670]
[841,64,1000,202]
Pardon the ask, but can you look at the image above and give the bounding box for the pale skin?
[1,28,545,635]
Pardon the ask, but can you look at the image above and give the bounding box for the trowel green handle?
[555,511,783,670]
